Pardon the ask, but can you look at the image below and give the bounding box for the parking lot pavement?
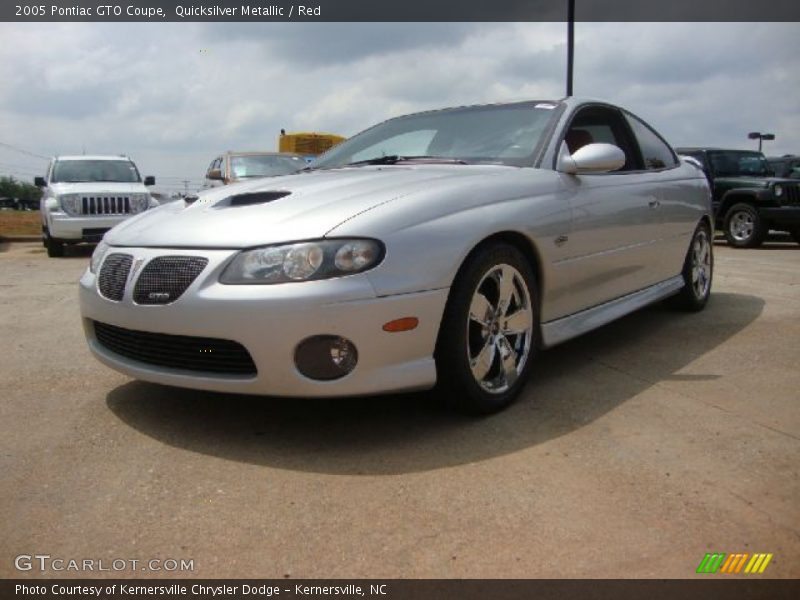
[1,239,798,579]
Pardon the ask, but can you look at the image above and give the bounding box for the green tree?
[0,176,42,204]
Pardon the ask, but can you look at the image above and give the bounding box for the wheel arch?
[462,230,543,288]
[718,191,760,220]
[435,230,545,357]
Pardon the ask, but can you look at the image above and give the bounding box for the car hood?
[49,182,150,195]
[106,165,514,248]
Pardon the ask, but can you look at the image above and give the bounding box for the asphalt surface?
[1,238,798,579]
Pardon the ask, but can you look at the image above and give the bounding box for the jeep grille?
[81,196,131,215]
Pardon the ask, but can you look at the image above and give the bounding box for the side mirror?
[557,142,626,174]
[144,175,156,186]
[34,176,47,187]
[207,168,223,181]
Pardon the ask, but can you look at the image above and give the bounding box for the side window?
[624,113,678,170]
[207,157,222,177]
[564,106,641,171]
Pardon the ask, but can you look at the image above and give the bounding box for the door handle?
[648,200,661,209]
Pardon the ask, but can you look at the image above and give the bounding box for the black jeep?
[676,147,800,247]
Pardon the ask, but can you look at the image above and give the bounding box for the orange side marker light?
[383,317,419,332]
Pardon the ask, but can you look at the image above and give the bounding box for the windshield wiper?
[344,155,469,167]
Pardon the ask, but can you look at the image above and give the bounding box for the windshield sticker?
[535,103,557,110]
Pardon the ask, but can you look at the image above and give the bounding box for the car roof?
[224,151,303,157]
[675,147,764,153]
[55,155,133,161]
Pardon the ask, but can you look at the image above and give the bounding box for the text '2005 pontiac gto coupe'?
[80,98,713,414]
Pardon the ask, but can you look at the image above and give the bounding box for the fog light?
[295,335,358,380]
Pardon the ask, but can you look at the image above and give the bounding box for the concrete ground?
[1,238,798,579]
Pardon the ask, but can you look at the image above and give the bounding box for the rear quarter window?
[624,113,678,170]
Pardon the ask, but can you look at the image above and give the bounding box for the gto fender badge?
[555,234,569,247]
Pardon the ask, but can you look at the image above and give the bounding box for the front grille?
[81,196,132,215]
[93,321,257,375]
[97,253,133,301]
[133,256,208,305]
[780,184,800,206]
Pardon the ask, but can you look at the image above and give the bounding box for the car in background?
[35,155,157,257]
[676,147,800,247]
[767,155,800,180]
[204,151,306,188]
[81,98,713,414]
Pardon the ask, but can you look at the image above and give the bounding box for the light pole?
[566,0,575,97]
[748,131,775,152]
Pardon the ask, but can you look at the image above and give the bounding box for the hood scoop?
[214,191,291,208]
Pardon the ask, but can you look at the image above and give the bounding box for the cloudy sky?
[0,22,798,194]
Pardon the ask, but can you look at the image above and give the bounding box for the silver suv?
[36,155,157,257]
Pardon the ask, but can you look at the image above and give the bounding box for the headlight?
[90,240,110,273]
[774,184,784,198]
[129,193,151,214]
[220,239,384,284]
[59,193,82,216]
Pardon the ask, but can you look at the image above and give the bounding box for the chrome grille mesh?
[97,253,133,301]
[133,256,208,305]
[81,196,131,215]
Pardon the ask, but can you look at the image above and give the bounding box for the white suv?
[36,155,157,257]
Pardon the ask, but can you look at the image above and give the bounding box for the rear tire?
[435,243,538,415]
[670,222,713,312]
[723,202,766,248]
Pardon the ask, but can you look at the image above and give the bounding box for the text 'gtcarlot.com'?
[14,554,194,572]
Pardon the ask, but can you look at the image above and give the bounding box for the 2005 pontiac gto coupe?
[80,98,713,414]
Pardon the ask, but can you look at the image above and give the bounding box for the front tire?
[670,222,713,311]
[723,202,766,248]
[44,228,65,257]
[435,243,538,415]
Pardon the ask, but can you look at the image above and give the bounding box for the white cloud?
[0,22,797,193]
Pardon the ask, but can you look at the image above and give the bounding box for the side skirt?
[541,275,684,348]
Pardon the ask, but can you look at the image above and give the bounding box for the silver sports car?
[79,98,713,413]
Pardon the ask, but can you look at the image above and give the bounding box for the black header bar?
[4,0,800,22]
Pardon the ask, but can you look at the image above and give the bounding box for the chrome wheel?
[466,263,533,394]
[729,210,754,242]
[691,229,712,300]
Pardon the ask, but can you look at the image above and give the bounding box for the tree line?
[0,176,42,204]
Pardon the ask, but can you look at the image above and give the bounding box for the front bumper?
[759,206,800,227]
[47,211,131,241]
[79,246,448,397]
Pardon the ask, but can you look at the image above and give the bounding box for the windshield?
[51,160,141,183]
[311,102,560,169]
[230,155,306,178]
[708,151,770,177]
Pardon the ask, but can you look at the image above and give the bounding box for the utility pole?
[183,179,190,196]
[566,0,575,96]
